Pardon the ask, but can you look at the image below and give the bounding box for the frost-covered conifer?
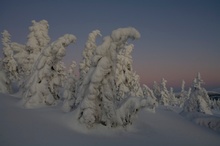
[79,30,101,79]
[129,72,144,97]
[77,27,146,128]
[152,81,161,101]
[169,87,177,106]
[1,30,18,92]
[142,84,158,112]
[212,99,220,110]
[25,20,50,75]
[62,60,78,112]
[49,61,67,100]
[0,58,11,93]
[11,42,28,79]
[26,20,50,54]
[22,34,76,108]
[178,80,189,107]
[76,30,101,101]
[159,78,170,106]
[115,44,133,100]
[1,31,19,80]
[115,44,143,100]
[183,72,212,115]
[210,100,218,110]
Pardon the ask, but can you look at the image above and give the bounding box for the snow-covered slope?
[1,93,219,146]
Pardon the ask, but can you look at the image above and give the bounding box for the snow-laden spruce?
[26,20,50,75]
[211,99,220,110]
[115,43,143,100]
[152,81,161,102]
[182,72,212,115]
[78,30,101,83]
[0,20,51,91]
[76,27,147,128]
[142,84,158,112]
[152,78,169,106]
[177,80,191,107]
[169,87,177,106]
[22,34,76,108]
[0,30,18,93]
[76,30,101,105]
[159,78,170,106]
[0,58,11,93]
[62,60,78,112]
[49,61,67,99]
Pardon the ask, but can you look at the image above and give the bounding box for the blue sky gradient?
[0,0,220,91]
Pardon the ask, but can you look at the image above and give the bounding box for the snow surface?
[1,93,220,146]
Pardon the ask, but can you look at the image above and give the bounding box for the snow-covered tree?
[169,87,177,106]
[11,42,28,80]
[114,44,133,100]
[142,84,158,112]
[178,80,190,107]
[26,20,50,54]
[2,55,18,82]
[115,44,143,100]
[183,72,212,115]
[129,72,144,97]
[152,81,161,101]
[25,20,51,76]
[2,30,12,57]
[62,60,78,112]
[1,30,18,92]
[76,30,101,105]
[0,58,11,93]
[22,34,76,108]
[79,30,101,80]
[159,78,170,106]
[49,61,67,100]
[211,99,220,110]
[77,27,146,128]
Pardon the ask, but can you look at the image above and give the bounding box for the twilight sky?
[0,0,220,91]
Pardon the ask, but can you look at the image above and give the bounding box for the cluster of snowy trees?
[0,20,158,128]
[211,99,220,110]
[0,20,216,129]
[151,73,214,115]
[152,78,189,107]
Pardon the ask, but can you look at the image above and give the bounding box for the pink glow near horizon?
[0,0,219,91]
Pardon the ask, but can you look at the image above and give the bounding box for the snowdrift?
[1,93,220,146]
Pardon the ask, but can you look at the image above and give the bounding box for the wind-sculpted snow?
[180,111,220,132]
[1,94,220,146]
[111,27,140,43]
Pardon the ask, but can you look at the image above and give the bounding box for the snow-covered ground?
[1,93,220,146]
